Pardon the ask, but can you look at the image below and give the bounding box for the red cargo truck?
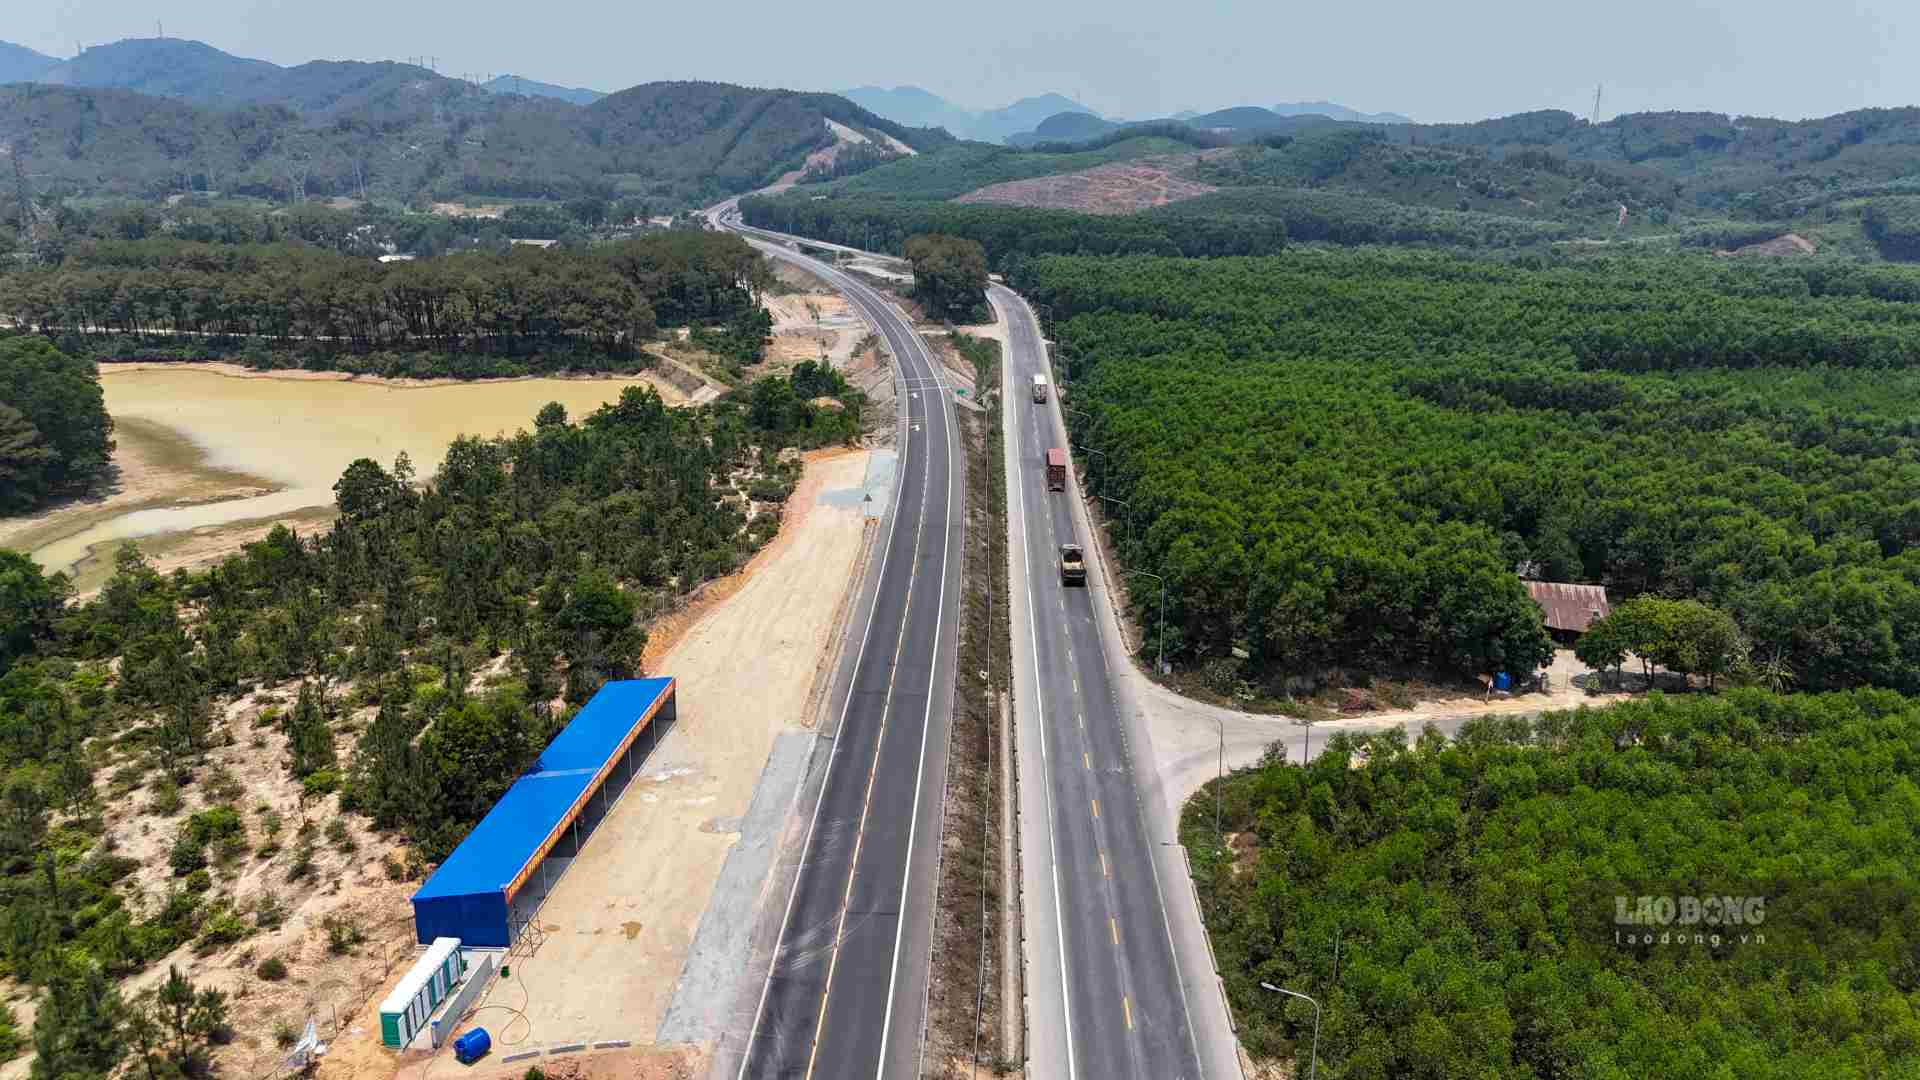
[1046,449,1067,492]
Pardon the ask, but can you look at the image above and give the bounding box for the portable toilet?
[379,938,465,1048]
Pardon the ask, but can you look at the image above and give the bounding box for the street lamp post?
[1123,568,1167,677]
[1301,716,1316,765]
[1073,444,1107,493]
[1062,405,1095,434]
[1259,983,1322,1080]
[1097,493,1133,549]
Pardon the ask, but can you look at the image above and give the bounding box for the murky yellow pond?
[28,367,662,578]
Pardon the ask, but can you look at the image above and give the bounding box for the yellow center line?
[1124,995,1134,1030]
[1101,851,1109,878]
[1083,752,1090,770]
[1091,798,1100,819]
[1110,916,1119,945]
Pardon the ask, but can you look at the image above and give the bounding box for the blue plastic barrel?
[453,1028,491,1065]
[1493,671,1512,691]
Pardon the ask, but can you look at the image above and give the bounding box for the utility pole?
[9,145,52,263]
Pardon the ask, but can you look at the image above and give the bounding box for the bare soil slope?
[1717,232,1817,257]
[953,153,1217,215]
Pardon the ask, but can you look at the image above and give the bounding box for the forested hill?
[33,38,284,104]
[11,37,579,114]
[0,40,59,84]
[0,77,952,206]
[773,104,1920,260]
[482,74,604,106]
[1409,107,1920,216]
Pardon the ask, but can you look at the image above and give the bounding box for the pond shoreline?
[3,367,676,591]
[98,359,661,391]
[0,415,285,586]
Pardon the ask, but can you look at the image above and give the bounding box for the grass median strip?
[924,337,1017,1075]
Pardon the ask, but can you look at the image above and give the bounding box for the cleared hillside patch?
[953,153,1219,215]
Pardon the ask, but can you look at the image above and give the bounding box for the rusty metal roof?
[1525,580,1611,633]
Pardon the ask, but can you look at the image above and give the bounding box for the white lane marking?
[736,248,912,1080]
[875,273,958,1079]
[1061,360,1211,1076]
[1006,292,1080,1080]
[1018,284,1207,1076]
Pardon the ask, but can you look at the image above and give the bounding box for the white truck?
[1031,373,1049,403]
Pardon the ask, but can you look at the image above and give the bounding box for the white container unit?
[379,937,465,1048]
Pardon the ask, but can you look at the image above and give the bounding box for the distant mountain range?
[0,38,953,208]
[1272,100,1413,124]
[1004,103,1402,147]
[482,74,605,106]
[841,86,1099,143]
[842,85,1413,145]
[0,40,59,84]
[0,37,474,116]
[0,37,609,112]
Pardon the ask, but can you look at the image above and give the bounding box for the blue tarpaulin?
[411,677,675,947]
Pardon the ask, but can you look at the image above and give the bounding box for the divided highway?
[713,206,1236,1079]
[719,209,966,1078]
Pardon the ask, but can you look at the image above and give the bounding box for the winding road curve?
[716,206,966,1080]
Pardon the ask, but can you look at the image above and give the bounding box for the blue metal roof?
[412,677,674,903]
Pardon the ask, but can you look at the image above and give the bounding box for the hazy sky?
[13,0,1913,123]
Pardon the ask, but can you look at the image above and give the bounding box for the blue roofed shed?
[411,677,677,947]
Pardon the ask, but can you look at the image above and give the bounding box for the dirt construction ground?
[765,293,862,369]
[448,448,876,1061]
[953,152,1224,215]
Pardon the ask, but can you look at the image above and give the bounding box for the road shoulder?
[992,286,1074,1080]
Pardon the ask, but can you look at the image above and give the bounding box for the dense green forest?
[0,338,115,513]
[0,231,775,377]
[0,79,951,207]
[1186,690,1920,1078]
[742,193,1292,264]
[741,181,1608,265]
[7,193,690,265]
[1193,130,1681,222]
[1011,249,1920,690]
[903,234,989,321]
[0,359,859,1031]
[1409,107,1920,217]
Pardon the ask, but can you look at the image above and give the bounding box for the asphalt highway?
[995,286,1207,1079]
[722,210,965,1079]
